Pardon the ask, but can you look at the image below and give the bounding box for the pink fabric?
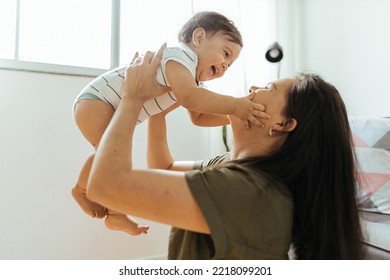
[357,172,390,195]
[349,116,390,214]
[352,133,369,148]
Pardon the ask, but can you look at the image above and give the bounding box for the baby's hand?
[234,97,270,129]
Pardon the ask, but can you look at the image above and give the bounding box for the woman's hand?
[122,43,171,102]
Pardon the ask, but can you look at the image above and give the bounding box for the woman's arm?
[147,103,195,171]
[87,45,210,234]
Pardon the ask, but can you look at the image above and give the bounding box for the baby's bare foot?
[71,185,107,218]
[105,213,149,235]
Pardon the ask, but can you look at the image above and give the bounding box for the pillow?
[349,116,390,214]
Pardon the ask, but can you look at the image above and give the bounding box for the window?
[0,0,17,60]
[18,0,111,69]
[1,0,113,76]
[0,0,276,84]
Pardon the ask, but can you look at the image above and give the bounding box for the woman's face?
[251,77,294,116]
[229,77,294,130]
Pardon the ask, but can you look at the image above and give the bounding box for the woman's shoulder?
[188,162,292,201]
[194,153,232,170]
[223,165,291,197]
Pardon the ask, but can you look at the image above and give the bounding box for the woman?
[86,45,364,259]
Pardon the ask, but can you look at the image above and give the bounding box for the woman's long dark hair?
[235,73,364,259]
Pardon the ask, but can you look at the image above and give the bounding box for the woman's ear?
[272,118,297,133]
[192,28,206,47]
[283,118,297,132]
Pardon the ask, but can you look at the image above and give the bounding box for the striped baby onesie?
[73,43,198,124]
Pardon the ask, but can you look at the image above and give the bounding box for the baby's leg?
[72,99,114,218]
[72,153,107,218]
[72,99,149,234]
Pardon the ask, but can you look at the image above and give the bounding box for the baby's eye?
[224,51,229,57]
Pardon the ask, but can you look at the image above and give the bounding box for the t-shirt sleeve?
[193,153,232,171]
[160,46,198,82]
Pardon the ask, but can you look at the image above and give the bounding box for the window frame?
[0,0,120,77]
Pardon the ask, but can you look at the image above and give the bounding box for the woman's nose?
[249,86,259,93]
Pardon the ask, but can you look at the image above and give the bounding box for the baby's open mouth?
[210,65,219,76]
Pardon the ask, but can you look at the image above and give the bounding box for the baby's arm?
[165,61,268,128]
[188,111,230,127]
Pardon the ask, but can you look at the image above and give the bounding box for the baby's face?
[195,32,242,82]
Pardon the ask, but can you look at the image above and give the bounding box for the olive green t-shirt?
[167,154,293,260]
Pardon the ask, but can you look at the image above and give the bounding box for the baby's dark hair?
[178,11,243,47]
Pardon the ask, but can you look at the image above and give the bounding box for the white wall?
[276,0,390,117]
[0,69,212,259]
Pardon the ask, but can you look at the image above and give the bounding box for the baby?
[72,11,265,235]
